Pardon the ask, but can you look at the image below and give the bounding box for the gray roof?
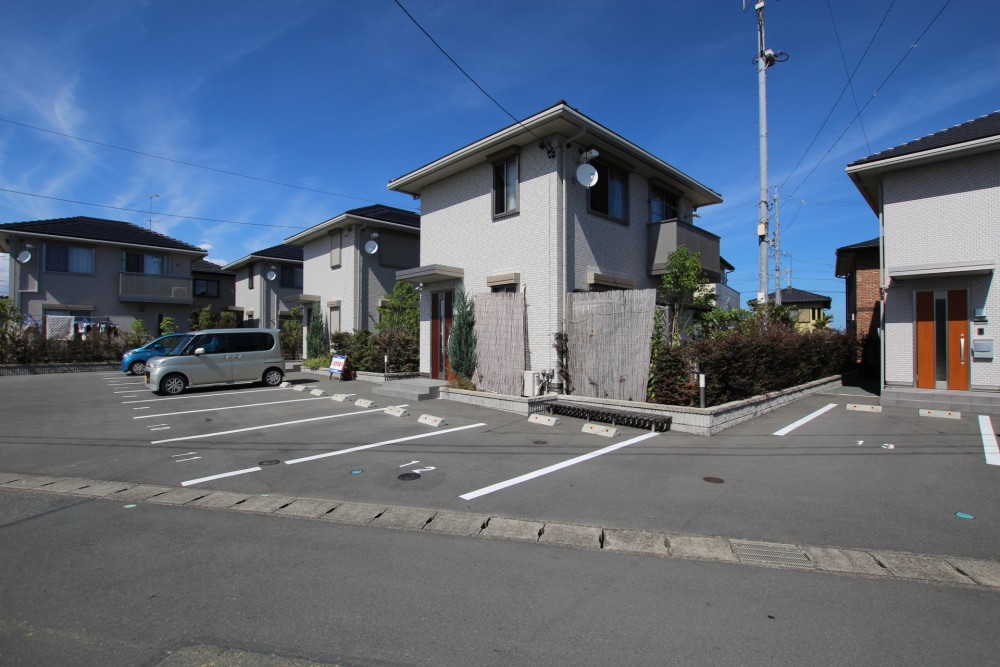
[192,259,235,275]
[344,204,419,228]
[769,287,832,307]
[848,110,1000,167]
[836,237,879,253]
[248,244,303,262]
[0,216,205,253]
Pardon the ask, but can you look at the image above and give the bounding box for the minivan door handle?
[230,353,241,359]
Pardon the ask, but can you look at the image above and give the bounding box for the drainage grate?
[730,540,813,568]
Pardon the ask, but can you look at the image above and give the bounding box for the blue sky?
[1,0,997,328]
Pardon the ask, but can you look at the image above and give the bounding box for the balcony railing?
[119,273,193,304]
[648,218,722,282]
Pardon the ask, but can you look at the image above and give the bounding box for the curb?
[2,471,998,591]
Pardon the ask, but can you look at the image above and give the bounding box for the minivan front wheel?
[129,360,146,375]
[160,374,187,396]
[262,368,284,387]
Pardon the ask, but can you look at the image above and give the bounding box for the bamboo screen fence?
[565,289,657,401]
[473,292,526,396]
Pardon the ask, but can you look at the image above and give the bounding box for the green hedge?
[329,330,418,374]
[650,324,854,407]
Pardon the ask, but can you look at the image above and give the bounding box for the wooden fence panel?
[474,292,526,396]
[565,289,656,401]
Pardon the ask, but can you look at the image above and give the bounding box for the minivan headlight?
[146,358,162,369]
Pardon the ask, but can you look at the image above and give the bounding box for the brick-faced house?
[847,110,1000,410]
[835,237,880,377]
[0,216,207,336]
[387,101,727,381]
[223,244,303,329]
[282,204,420,357]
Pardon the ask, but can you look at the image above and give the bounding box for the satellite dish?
[576,163,598,188]
[265,269,277,282]
[15,250,32,264]
[364,239,379,255]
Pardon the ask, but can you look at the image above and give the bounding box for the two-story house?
[0,216,206,336]
[387,101,726,382]
[847,110,1000,411]
[191,259,237,320]
[223,244,303,329]
[282,204,420,355]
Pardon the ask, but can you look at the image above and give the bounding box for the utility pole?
[750,0,786,306]
[773,185,781,305]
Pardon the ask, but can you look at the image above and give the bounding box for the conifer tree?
[447,283,476,381]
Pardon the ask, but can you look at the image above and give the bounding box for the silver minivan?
[144,328,284,395]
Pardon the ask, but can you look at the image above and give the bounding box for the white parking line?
[134,395,334,419]
[977,416,1000,466]
[773,403,838,436]
[149,405,408,444]
[182,466,262,487]
[122,387,286,404]
[283,422,487,465]
[459,432,660,501]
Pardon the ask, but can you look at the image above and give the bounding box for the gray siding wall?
[882,150,1000,389]
[232,260,300,328]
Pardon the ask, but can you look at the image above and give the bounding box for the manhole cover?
[258,459,281,466]
[703,476,724,484]
[533,440,548,445]
[398,472,422,481]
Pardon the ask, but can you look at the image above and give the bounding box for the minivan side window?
[229,332,272,353]
[182,334,227,355]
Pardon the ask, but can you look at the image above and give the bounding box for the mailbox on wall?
[972,339,994,361]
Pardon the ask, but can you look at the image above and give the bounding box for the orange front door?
[915,290,968,390]
[947,289,969,391]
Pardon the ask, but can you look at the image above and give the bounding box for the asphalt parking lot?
[1,370,998,563]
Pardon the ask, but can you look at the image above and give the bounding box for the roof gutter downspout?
[878,183,886,396]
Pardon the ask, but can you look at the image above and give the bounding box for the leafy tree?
[217,310,240,328]
[159,316,179,334]
[281,307,303,359]
[447,282,476,381]
[127,319,152,348]
[0,298,27,363]
[190,305,215,331]
[306,306,329,359]
[657,246,715,344]
[376,281,419,338]
[700,307,751,337]
[812,312,834,330]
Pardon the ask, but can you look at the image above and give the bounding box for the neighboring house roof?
[192,259,235,276]
[767,287,832,308]
[387,101,723,208]
[284,204,420,246]
[846,110,1000,212]
[0,216,206,255]
[222,244,303,271]
[848,110,1000,167]
[835,237,879,277]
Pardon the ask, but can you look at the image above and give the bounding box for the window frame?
[492,154,519,218]
[44,243,95,275]
[123,251,168,275]
[649,186,680,224]
[280,265,303,289]
[193,278,221,298]
[587,159,629,224]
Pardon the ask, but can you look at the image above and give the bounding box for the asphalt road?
[1,371,998,665]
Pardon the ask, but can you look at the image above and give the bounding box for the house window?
[124,251,167,275]
[492,155,519,216]
[811,308,824,321]
[44,244,94,274]
[491,284,517,294]
[248,266,254,290]
[650,187,679,223]
[589,160,628,223]
[329,306,341,333]
[194,279,220,298]
[281,265,303,289]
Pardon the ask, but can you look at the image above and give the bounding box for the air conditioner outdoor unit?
[523,371,542,397]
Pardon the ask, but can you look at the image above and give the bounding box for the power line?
[393,0,543,142]
[825,0,872,154]
[0,116,412,210]
[789,0,953,197]
[0,187,307,230]
[779,0,895,190]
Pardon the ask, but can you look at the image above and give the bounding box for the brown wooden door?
[430,290,453,380]
[947,289,969,391]
[915,292,935,389]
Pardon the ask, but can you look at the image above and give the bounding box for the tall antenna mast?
[146,194,159,230]
[750,0,786,306]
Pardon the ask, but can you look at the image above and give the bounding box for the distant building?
[0,216,206,336]
[223,244,303,329]
[753,286,832,331]
[836,237,880,376]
